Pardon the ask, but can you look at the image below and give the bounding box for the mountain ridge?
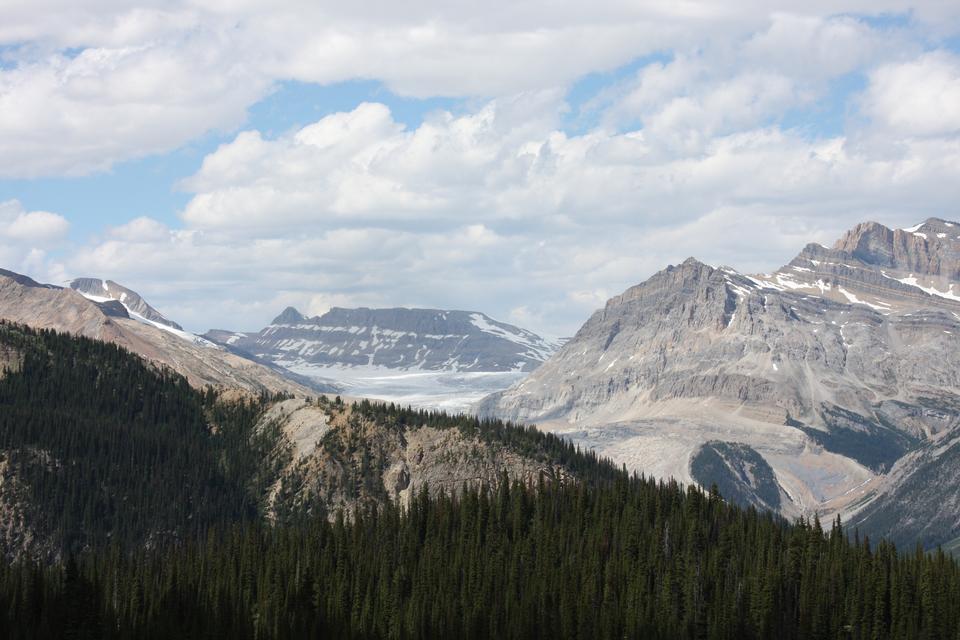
[206,305,559,373]
[0,269,324,396]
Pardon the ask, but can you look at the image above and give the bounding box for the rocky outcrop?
[852,426,960,548]
[207,307,558,373]
[834,218,960,280]
[690,441,783,512]
[254,398,574,520]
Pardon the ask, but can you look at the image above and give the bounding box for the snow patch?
[836,287,890,312]
[893,275,960,302]
[76,290,216,347]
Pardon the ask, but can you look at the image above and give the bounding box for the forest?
[0,322,958,639]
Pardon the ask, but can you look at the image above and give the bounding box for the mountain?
[0,269,323,396]
[206,307,558,373]
[480,217,960,547]
[70,277,184,330]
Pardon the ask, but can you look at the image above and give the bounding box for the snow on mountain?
[70,278,216,347]
[206,307,559,374]
[204,306,559,411]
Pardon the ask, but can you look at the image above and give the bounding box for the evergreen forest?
[0,322,958,639]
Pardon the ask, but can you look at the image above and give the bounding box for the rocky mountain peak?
[482,216,960,546]
[829,218,960,279]
[606,258,720,310]
[272,306,307,325]
[0,269,60,290]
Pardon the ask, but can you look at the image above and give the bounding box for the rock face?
[252,397,575,521]
[481,218,960,547]
[0,269,315,396]
[206,307,558,373]
[70,277,183,329]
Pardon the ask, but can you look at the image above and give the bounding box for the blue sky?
[0,3,959,336]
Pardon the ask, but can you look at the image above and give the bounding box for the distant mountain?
[481,217,960,548]
[206,306,559,373]
[0,268,324,395]
[70,277,184,330]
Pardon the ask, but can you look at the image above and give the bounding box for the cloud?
[861,51,960,137]
[0,200,70,281]
[52,71,960,338]
[180,93,564,233]
[0,31,271,177]
[108,216,171,242]
[0,200,70,243]
[2,2,958,176]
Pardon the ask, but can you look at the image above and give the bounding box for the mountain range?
[205,306,558,373]
[480,217,960,548]
[1,217,960,551]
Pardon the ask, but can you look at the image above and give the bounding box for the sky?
[1,2,959,338]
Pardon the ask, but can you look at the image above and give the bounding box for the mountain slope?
[206,306,558,373]
[0,269,317,395]
[481,218,960,546]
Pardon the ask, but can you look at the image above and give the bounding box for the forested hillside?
[2,476,959,639]
[0,322,958,639]
[0,321,271,559]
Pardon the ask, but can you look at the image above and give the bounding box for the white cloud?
[0,32,271,177]
[862,51,960,137]
[108,216,171,242]
[0,200,70,244]
[49,77,960,337]
[2,2,958,176]
[0,200,70,281]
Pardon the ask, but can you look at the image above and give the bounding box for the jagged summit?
[272,306,307,325]
[0,268,60,289]
[0,268,316,395]
[831,218,960,279]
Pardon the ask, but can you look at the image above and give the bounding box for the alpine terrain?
[0,269,326,395]
[206,307,559,411]
[481,217,960,549]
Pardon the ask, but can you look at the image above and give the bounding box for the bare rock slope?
[481,218,960,547]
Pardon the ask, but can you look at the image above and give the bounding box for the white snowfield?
[282,362,528,414]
